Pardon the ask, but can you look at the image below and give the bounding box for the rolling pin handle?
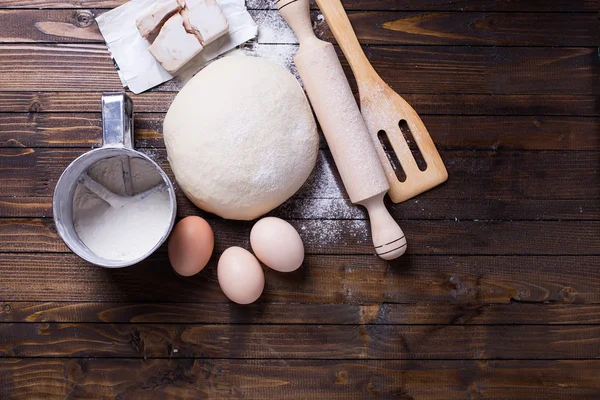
[276,0,316,42]
[359,192,407,260]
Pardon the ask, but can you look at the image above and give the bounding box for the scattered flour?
[241,10,327,82]
[73,156,172,262]
[242,10,304,82]
[300,220,369,248]
[254,10,298,44]
[243,42,300,82]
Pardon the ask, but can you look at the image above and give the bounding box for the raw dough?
[163,56,318,220]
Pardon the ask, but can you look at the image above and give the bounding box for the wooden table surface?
[0,0,599,399]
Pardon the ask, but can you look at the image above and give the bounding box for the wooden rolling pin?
[277,0,406,260]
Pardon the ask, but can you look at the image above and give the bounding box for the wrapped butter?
[148,13,204,73]
[183,0,229,45]
[136,0,181,38]
[147,0,229,73]
[96,0,257,93]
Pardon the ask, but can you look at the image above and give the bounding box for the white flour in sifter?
[73,156,172,262]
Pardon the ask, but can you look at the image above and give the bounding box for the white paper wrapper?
[96,0,258,94]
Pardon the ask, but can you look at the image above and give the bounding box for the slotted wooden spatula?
[314,0,448,203]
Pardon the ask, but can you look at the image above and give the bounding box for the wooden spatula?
[314,0,448,203]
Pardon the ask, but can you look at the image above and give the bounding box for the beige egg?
[168,216,214,277]
[217,247,265,304]
[250,217,304,272]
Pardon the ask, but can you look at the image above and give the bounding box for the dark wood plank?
[1,359,599,400]
[0,322,599,359]
[3,10,598,47]
[2,196,598,221]
[249,0,600,12]
[257,10,600,46]
[2,113,598,150]
[336,11,600,46]
[3,301,600,324]
[0,92,177,113]
[0,9,102,43]
[2,149,598,200]
[1,217,599,255]
[0,44,597,94]
[0,44,122,92]
[1,92,596,116]
[2,0,598,11]
[0,253,598,304]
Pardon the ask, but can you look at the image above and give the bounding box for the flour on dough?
[163,55,318,220]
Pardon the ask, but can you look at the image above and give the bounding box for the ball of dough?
[164,55,319,220]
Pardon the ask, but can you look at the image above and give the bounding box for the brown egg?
[168,216,214,276]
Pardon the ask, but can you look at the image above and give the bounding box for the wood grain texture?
[254,10,600,46]
[3,301,600,324]
[2,113,598,150]
[2,149,599,200]
[2,10,598,47]
[0,44,597,94]
[0,254,597,304]
[2,196,598,221]
[0,322,599,359]
[1,217,599,255]
[0,9,102,43]
[0,0,598,397]
[248,0,600,12]
[2,0,598,11]
[1,359,599,400]
[1,92,597,116]
[336,11,600,46]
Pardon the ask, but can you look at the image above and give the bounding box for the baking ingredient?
[96,0,257,94]
[149,13,204,73]
[250,217,304,272]
[168,216,214,276]
[217,247,265,304]
[163,55,318,220]
[145,0,229,74]
[136,0,181,39]
[73,156,172,262]
[182,0,229,46]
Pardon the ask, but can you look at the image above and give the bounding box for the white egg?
[217,247,265,304]
[250,217,304,272]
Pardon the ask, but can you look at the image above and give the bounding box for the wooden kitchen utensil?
[277,0,407,260]
[314,0,448,203]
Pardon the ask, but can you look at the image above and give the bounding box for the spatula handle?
[314,0,377,82]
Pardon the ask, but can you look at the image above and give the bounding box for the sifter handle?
[102,93,134,149]
[101,92,135,195]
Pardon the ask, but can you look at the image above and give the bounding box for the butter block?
[145,0,229,74]
[184,0,229,46]
[136,0,182,39]
[148,13,203,74]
